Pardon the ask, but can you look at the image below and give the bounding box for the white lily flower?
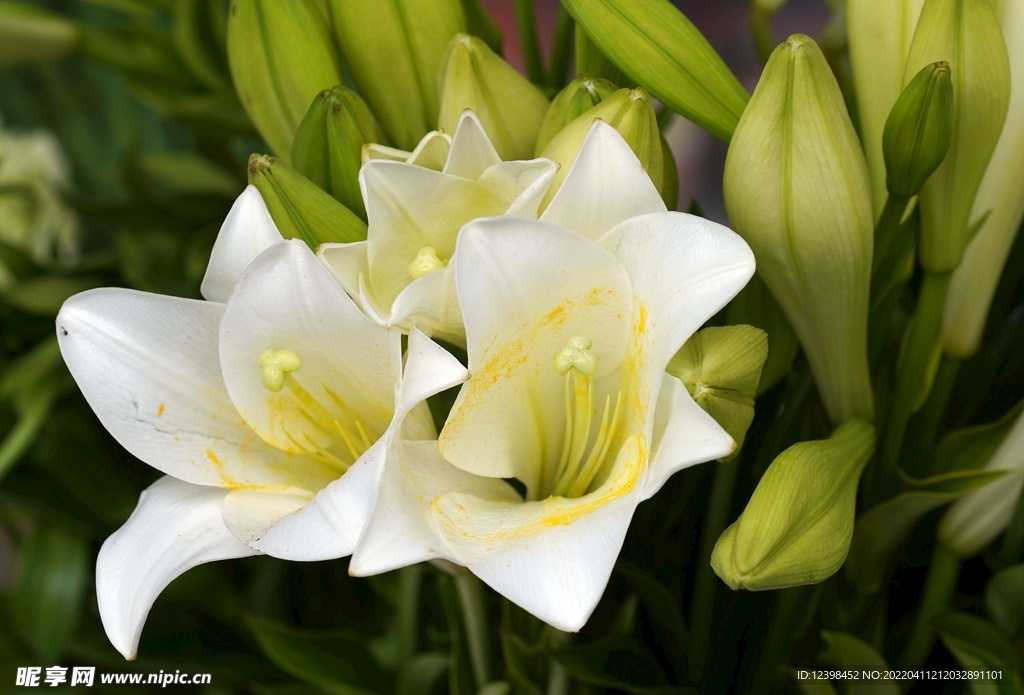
[55,191,467,659]
[362,130,453,171]
[350,123,755,631]
[319,111,558,344]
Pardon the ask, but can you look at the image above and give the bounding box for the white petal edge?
[444,111,502,180]
[97,477,257,660]
[201,186,283,302]
[317,241,391,325]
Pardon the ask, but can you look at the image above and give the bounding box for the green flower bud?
[723,34,874,424]
[904,0,1011,272]
[667,325,768,461]
[227,0,342,161]
[0,1,79,68]
[535,74,619,156]
[711,419,876,591]
[883,62,953,198]
[539,87,663,209]
[329,0,465,151]
[943,0,1024,359]
[847,0,927,217]
[247,154,366,249]
[438,34,550,161]
[291,86,376,220]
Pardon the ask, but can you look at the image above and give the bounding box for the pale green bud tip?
[883,61,953,197]
[408,246,447,279]
[257,348,302,392]
[553,336,597,376]
[247,153,273,183]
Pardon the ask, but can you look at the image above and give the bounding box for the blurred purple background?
[481,0,831,222]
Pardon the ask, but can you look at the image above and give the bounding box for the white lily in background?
[319,110,557,344]
[350,124,754,630]
[362,130,453,171]
[55,192,467,659]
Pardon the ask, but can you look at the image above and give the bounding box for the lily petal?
[542,122,666,239]
[56,288,310,489]
[97,477,257,660]
[201,186,283,302]
[443,111,502,180]
[389,263,465,344]
[317,241,390,325]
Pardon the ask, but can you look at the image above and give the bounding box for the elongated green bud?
[0,1,79,68]
[667,325,768,461]
[847,0,927,217]
[724,35,874,424]
[247,154,366,249]
[535,75,619,156]
[540,87,663,208]
[562,0,748,142]
[904,0,1011,273]
[943,0,1024,359]
[330,0,465,151]
[711,419,876,591]
[227,0,341,161]
[883,62,953,197]
[291,86,376,220]
[438,34,550,161]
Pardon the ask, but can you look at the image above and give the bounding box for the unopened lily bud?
[712,419,876,591]
[329,0,465,150]
[535,74,619,156]
[724,34,874,424]
[667,325,768,461]
[0,1,79,68]
[883,62,953,198]
[943,0,1024,359]
[227,0,342,161]
[438,34,550,161]
[847,0,927,216]
[938,408,1024,558]
[291,86,376,220]
[247,154,366,248]
[904,0,1011,272]
[540,87,663,208]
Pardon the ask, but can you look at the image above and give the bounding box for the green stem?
[513,0,546,86]
[548,5,573,90]
[873,271,951,504]
[689,459,740,677]
[998,482,1024,568]
[908,355,962,478]
[900,543,961,668]
[395,565,424,662]
[546,629,571,695]
[749,585,823,695]
[872,194,912,276]
[454,570,492,688]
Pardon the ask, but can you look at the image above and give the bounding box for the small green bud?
[227,0,342,161]
[711,419,876,591]
[247,154,366,249]
[539,87,663,209]
[883,62,953,198]
[725,274,800,395]
[667,325,768,461]
[438,34,550,161]
[904,0,1011,272]
[0,1,79,68]
[724,34,874,424]
[535,74,619,156]
[291,86,376,220]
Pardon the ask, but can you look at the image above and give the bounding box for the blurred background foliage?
[0,0,1021,694]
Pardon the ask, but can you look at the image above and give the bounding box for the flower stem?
[998,484,1024,568]
[454,570,493,688]
[690,458,740,677]
[749,584,823,695]
[546,629,571,695]
[900,542,961,668]
[513,0,546,86]
[908,355,962,478]
[548,5,574,90]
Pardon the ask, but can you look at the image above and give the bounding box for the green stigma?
[408,246,447,279]
[257,347,302,391]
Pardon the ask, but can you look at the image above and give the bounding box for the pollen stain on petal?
[157,403,165,417]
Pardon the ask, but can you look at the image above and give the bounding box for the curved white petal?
[201,186,283,302]
[56,288,315,490]
[441,217,633,488]
[220,240,395,465]
[542,122,666,239]
[643,375,735,500]
[601,212,756,370]
[389,263,465,343]
[444,111,502,180]
[97,477,257,660]
[317,241,390,325]
[400,327,470,413]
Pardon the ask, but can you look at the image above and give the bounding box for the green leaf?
[9,524,89,662]
[397,652,449,695]
[616,562,688,672]
[138,151,240,197]
[437,575,475,695]
[931,399,1024,476]
[0,387,56,483]
[461,0,502,54]
[935,613,1024,695]
[551,634,696,695]
[845,469,1006,594]
[574,23,627,86]
[985,565,1024,638]
[562,0,748,142]
[818,631,898,695]
[726,273,799,394]
[245,614,394,695]
[3,277,105,316]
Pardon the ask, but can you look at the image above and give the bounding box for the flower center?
[257,347,372,472]
[542,336,623,500]
[408,246,447,279]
